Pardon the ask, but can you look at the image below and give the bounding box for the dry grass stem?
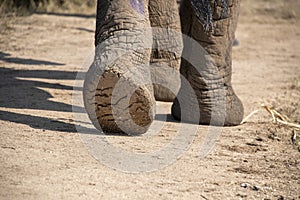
[241,105,300,130]
[240,109,260,124]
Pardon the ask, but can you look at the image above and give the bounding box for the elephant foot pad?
[84,70,155,135]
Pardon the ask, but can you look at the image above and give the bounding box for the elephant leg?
[172,0,244,125]
[83,0,155,135]
[148,0,183,101]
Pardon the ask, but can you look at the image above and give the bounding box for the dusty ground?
[0,0,300,199]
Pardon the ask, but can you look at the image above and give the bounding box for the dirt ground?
[0,0,300,199]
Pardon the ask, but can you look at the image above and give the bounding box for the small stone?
[252,185,260,191]
[277,195,284,200]
[237,193,247,198]
[240,183,249,188]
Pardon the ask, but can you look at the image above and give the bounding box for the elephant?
[83,0,244,135]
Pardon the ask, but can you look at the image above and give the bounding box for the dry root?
[241,104,300,130]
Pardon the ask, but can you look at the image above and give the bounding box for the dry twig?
[241,105,300,130]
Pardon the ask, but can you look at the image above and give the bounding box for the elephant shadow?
[0,51,180,135]
[0,52,96,133]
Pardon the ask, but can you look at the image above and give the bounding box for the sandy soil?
[0,0,300,199]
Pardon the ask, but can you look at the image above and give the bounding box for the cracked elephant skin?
[83,0,244,135]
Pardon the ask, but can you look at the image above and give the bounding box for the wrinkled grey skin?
[83,0,244,135]
[172,0,244,126]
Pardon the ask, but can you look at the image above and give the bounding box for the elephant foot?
[150,58,181,102]
[83,0,156,135]
[149,0,183,102]
[84,68,155,135]
[171,86,244,126]
[172,0,244,126]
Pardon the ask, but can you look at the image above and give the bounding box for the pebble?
[252,185,260,191]
[240,183,260,191]
[240,183,249,188]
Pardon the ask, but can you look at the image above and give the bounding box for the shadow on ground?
[35,11,96,18]
[76,27,94,33]
[0,52,65,66]
[0,52,95,133]
[0,51,180,134]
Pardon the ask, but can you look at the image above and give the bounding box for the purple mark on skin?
[130,0,145,15]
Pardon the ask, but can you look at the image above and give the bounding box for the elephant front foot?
[84,67,155,135]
